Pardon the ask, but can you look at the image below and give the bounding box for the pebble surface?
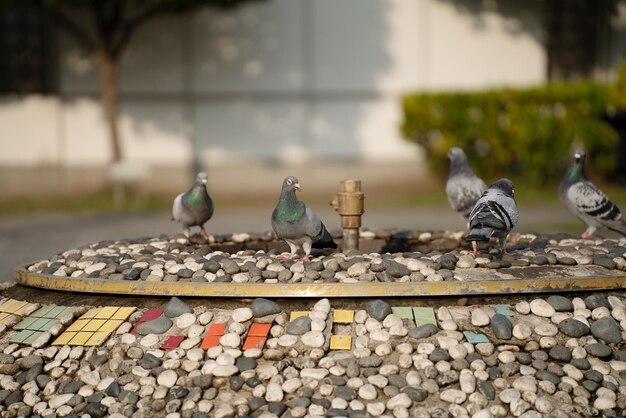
[24,232,626,285]
[0,292,621,417]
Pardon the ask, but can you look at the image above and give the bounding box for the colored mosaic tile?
[412,307,437,326]
[492,304,516,317]
[52,306,135,346]
[161,335,185,349]
[11,305,75,345]
[131,308,164,334]
[289,311,310,321]
[391,307,414,320]
[333,310,354,324]
[201,323,226,349]
[463,331,489,344]
[248,323,272,337]
[242,336,266,351]
[330,335,352,350]
[0,299,33,316]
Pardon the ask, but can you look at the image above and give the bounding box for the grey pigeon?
[446,147,487,218]
[172,172,214,239]
[559,149,626,238]
[271,176,337,262]
[465,178,518,256]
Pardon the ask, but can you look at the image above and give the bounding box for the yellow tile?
[98,320,123,334]
[53,332,76,345]
[111,307,135,320]
[0,313,10,322]
[330,335,352,350]
[81,308,100,319]
[85,332,110,346]
[82,319,107,332]
[94,307,119,319]
[13,303,33,316]
[0,299,25,313]
[69,332,92,345]
[289,311,310,321]
[333,310,354,324]
[66,319,89,332]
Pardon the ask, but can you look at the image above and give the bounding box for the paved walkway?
[0,203,598,283]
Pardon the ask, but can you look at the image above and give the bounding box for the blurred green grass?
[1,181,626,216]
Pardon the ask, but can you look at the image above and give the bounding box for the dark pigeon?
[271,176,337,263]
[465,178,519,256]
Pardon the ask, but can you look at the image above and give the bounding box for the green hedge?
[401,83,617,184]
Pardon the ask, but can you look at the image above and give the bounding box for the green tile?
[412,307,437,326]
[14,317,37,331]
[42,306,66,319]
[30,318,53,331]
[463,331,489,344]
[392,307,414,320]
[10,330,35,344]
[36,319,59,331]
[59,307,75,317]
[32,305,54,318]
[23,331,43,345]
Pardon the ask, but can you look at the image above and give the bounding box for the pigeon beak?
[294,183,301,192]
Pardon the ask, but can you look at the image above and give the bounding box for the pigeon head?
[448,147,467,163]
[282,176,301,192]
[491,178,514,197]
[195,172,208,185]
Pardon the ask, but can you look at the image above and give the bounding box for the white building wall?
[0,0,548,196]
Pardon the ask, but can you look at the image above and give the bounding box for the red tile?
[161,335,184,349]
[242,336,266,351]
[206,323,226,336]
[201,335,222,350]
[248,323,271,337]
[130,308,164,334]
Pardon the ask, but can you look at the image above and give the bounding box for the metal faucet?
[330,180,365,252]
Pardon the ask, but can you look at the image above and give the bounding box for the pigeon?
[559,149,626,238]
[446,147,487,219]
[271,176,337,262]
[172,172,214,239]
[465,178,519,256]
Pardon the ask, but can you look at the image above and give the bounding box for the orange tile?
[206,323,226,336]
[242,336,266,351]
[248,323,271,337]
[200,335,221,350]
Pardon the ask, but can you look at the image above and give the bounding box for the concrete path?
[0,203,604,283]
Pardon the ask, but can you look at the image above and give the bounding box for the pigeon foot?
[277,254,293,262]
[299,255,311,263]
[471,241,478,256]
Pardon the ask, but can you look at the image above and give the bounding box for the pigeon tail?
[312,226,338,249]
[465,227,494,243]
[605,219,626,237]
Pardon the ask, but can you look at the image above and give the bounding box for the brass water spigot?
[330,180,365,252]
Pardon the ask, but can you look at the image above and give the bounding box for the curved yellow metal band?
[13,264,626,298]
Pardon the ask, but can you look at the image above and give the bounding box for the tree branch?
[47,6,95,51]
[110,3,165,59]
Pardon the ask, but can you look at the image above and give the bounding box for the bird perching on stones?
[172,172,214,240]
[271,176,337,263]
[465,178,519,257]
[560,149,626,238]
[446,147,487,219]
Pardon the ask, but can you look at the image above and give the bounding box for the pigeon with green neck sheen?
[172,172,214,239]
[271,176,337,262]
[446,147,487,219]
[559,149,626,238]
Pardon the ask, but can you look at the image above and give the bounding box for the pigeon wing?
[305,207,337,248]
[567,181,626,235]
[469,192,517,232]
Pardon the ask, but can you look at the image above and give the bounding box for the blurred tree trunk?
[95,48,122,162]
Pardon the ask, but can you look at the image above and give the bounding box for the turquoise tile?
[14,317,37,331]
[463,331,489,343]
[10,330,35,344]
[492,304,516,317]
[392,307,414,320]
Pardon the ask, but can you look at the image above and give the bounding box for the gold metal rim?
[13,263,626,298]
